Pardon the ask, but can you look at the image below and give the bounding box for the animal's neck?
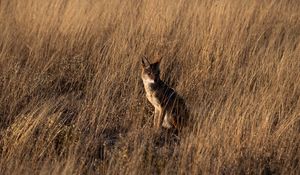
[142,78,163,91]
[142,78,155,84]
[143,78,154,91]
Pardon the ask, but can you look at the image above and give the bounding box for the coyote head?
[141,56,160,83]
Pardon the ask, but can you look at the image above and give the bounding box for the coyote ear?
[158,56,163,63]
[154,56,162,66]
[153,61,160,69]
[142,56,150,68]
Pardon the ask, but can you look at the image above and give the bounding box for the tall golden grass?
[0,0,299,174]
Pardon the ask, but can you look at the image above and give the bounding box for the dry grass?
[0,0,299,174]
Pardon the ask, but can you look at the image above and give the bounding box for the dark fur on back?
[150,79,189,129]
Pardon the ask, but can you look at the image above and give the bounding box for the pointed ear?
[154,57,162,68]
[158,56,163,63]
[153,61,160,69]
[142,56,150,68]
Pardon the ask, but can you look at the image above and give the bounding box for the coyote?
[141,56,189,131]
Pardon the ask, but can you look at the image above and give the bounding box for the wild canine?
[141,56,189,131]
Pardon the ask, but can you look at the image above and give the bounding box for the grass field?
[0,0,299,174]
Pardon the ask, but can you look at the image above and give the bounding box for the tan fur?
[141,56,189,131]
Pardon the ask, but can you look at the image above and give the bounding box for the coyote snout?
[141,56,189,131]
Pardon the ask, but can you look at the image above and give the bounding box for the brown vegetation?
[0,0,299,174]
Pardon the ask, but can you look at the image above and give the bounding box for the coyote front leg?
[154,108,162,129]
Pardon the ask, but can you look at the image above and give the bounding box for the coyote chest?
[144,82,161,109]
